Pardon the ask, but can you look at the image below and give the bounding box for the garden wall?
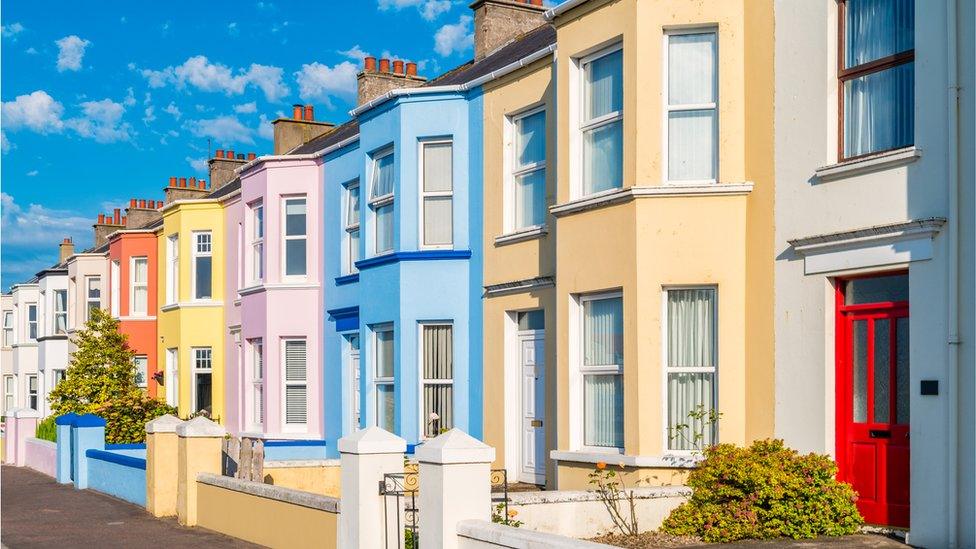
[24,437,56,478]
[263,439,329,461]
[456,519,614,548]
[263,459,341,496]
[86,449,147,506]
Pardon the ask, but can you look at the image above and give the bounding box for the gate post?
[55,412,78,483]
[71,414,106,490]
[6,408,40,466]
[146,414,182,517]
[175,417,225,526]
[416,429,495,549]
[338,427,406,549]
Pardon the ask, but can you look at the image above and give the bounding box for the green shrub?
[661,439,862,542]
[95,391,178,444]
[35,416,57,442]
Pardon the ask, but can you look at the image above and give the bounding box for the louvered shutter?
[284,340,307,424]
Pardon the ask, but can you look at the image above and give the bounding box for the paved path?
[1,466,259,549]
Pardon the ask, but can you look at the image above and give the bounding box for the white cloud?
[338,45,370,62]
[0,193,91,253]
[434,15,473,57]
[163,102,182,120]
[258,114,274,140]
[294,61,358,108]
[143,105,157,124]
[65,99,133,143]
[1,22,25,39]
[123,87,136,106]
[227,22,239,36]
[55,35,91,72]
[186,156,208,173]
[25,47,38,55]
[234,101,257,114]
[184,115,254,145]
[138,56,290,101]
[1,131,11,154]
[2,91,65,134]
[378,0,452,21]
[26,170,38,177]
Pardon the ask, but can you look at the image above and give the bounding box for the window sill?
[551,183,753,217]
[494,225,548,246]
[814,146,921,182]
[550,450,702,469]
[335,273,359,286]
[118,315,157,321]
[160,300,223,312]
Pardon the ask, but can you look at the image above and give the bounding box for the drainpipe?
[944,0,960,546]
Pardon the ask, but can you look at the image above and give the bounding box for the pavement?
[696,535,909,548]
[1,466,259,549]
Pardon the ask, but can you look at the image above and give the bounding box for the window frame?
[133,355,148,388]
[27,374,38,410]
[343,332,361,433]
[85,276,101,321]
[191,347,213,414]
[573,290,625,453]
[660,286,719,454]
[281,338,309,430]
[506,106,548,233]
[372,323,395,432]
[368,147,396,256]
[130,256,149,316]
[418,322,455,439]
[343,180,361,274]
[4,375,15,411]
[53,289,68,334]
[249,339,264,430]
[249,202,264,285]
[166,235,179,304]
[191,231,213,301]
[836,0,915,162]
[111,260,121,315]
[662,28,719,185]
[418,139,455,250]
[2,311,13,347]
[26,303,38,341]
[574,42,624,199]
[281,196,308,280]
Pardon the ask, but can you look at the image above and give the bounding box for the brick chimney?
[470,0,546,61]
[270,105,335,155]
[163,176,210,205]
[125,198,163,228]
[58,237,75,264]
[207,149,253,188]
[93,209,125,248]
[357,57,427,106]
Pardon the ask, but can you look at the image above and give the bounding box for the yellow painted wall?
[157,201,226,421]
[196,482,338,549]
[263,464,342,498]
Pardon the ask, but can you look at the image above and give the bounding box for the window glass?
[3,311,13,346]
[422,325,453,437]
[844,0,914,68]
[517,309,545,331]
[133,356,148,387]
[375,204,394,254]
[513,110,546,229]
[666,288,717,451]
[516,110,546,167]
[423,143,454,247]
[581,295,623,448]
[583,297,623,367]
[27,304,38,340]
[193,348,213,413]
[132,257,149,314]
[667,32,717,182]
[54,290,68,334]
[285,199,306,236]
[86,277,101,320]
[193,233,212,300]
[581,48,623,196]
[844,274,908,305]
[376,328,394,378]
[585,49,623,120]
[371,151,395,198]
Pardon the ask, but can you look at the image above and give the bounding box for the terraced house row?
[3,0,972,546]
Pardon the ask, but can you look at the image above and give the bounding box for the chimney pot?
[200,179,207,189]
[379,58,391,73]
[179,177,187,188]
[139,199,147,208]
[393,60,404,74]
[531,0,542,4]
[215,149,225,158]
[130,198,137,208]
[406,62,418,76]
[98,213,106,224]
[237,153,245,160]
[304,105,314,121]
[226,149,235,159]
[247,152,256,160]
[113,208,121,225]
[121,215,127,226]
[292,104,303,120]
[364,56,377,72]
[189,177,197,188]
[169,176,177,187]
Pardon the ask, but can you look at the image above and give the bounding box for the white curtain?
[666,289,716,450]
[134,258,149,312]
[423,143,453,192]
[375,204,394,253]
[516,170,546,228]
[423,326,453,436]
[668,33,716,105]
[668,32,716,182]
[844,62,914,157]
[844,0,914,68]
[584,297,623,366]
[583,296,623,447]
[54,290,68,333]
[346,185,360,227]
[376,329,394,378]
[517,111,546,167]
[371,153,395,198]
[668,110,715,181]
[377,385,395,432]
[667,373,714,450]
[424,198,453,245]
[584,374,623,447]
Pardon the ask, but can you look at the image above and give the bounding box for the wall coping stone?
[175,416,226,438]
[264,459,341,468]
[55,412,79,425]
[86,448,147,470]
[145,414,182,434]
[337,426,406,455]
[25,437,57,449]
[10,408,41,419]
[456,519,613,548]
[415,428,495,465]
[71,414,106,427]
[506,485,691,506]
[197,473,340,513]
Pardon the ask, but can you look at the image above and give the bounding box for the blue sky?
[2,0,549,289]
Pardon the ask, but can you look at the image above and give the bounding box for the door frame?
[516,328,545,485]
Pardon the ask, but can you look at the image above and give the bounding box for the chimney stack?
[357,56,427,106]
[208,149,249,190]
[470,0,547,61]
[125,196,164,228]
[164,175,210,204]
[271,104,335,154]
[58,237,75,264]
[92,209,125,248]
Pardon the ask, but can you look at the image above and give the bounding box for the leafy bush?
[95,391,177,444]
[35,416,57,442]
[661,439,862,542]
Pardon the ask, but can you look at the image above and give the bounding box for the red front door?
[836,274,910,528]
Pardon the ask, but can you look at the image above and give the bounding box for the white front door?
[166,348,178,407]
[351,345,361,431]
[519,333,545,484]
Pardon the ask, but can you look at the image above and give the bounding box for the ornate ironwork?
[381,472,419,549]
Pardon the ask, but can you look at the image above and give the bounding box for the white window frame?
[133,355,148,388]
[368,147,395,256]
[343,332,361,433]
[281,338,308,431]
[26,303,38,341]
[85,276,101,321]
[4,375,15,411]
[165,348,179,407]
[505,106,547,233]
[166,235,179,304]
[27,374,38,410]
[249,339,264,430]
[661,286,719,454]
[572,42,624,199]
[418,139,454,249]
[372,323,395,431]
[53,289,68,334]
[130,257,149,316]
[191,347,213,413]
[191,232,213,301]
[344,181,361,274]
[2,311,13,347]
[662,29,719,185]
[281,196,308,280]
[111,260,121,316]
[570,290,625,453]
[249,204,264,285]
[418,322,454,439]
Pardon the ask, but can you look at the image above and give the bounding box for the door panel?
[519,335,545,484]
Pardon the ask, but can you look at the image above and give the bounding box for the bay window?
[665,288,717,451]
[284,197,308,277]
[3,311,12,346]
[27,304,37,340]
[373,324,395,432]
[4,376,14,411]
[85,276,101,321]
[579,45,623,196]
[283,339,308,427]
[369,148,395,255]
[192,232,212,300]
[250,203,264,284]
[344,181,361,273]
[421,141,454,247]
[421,324,453,437]
[27,374,38,410]
[53,289,68,334]
[250,339,264,429]
[511,108,546,230]
[666,30,718,183]
[579,293,623,449]
[839,0,914,159]
[131,257,148,315]
[166,235,179,304]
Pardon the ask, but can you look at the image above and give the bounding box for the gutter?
[945,0,960,545]
[235,134,360,175]
[544,0,589,20]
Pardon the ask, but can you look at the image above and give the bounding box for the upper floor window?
[131,257,148,316]
[283,197,307,278]
[840,0,914,159]
[192,232,212,300]
[421,141,454,248]
[166,235,179,304]
[85,276,101,321]
[369,148,395,255]
[2,311,12,347]
[111,260,121,315]
[511,108,546,230]
[580,45,623,196]
[250,204,264,284]
[53,289,68,334]
[27,303,38,340]
[27,374,38,410]
[4,375,14,410]
[344,181,361,274]
[666,31,718,183]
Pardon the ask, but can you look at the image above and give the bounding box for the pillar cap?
[55,412,79,425]
[72,414,106,427]
[175,416,226,438]
[145,414,182,434]
[10,408,41,419]
[415,429,495,465]
[338,426,406,455]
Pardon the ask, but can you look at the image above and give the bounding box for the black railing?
[380,471,419,549]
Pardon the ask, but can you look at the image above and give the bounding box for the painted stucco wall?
[24,437,56,477]
[86,450,147,506]
[37,270,68,417]
[1,294,13,415]
[109,232,161,397]
[9,284,39,410]
[223,193,243,432]
[263,461,341,497]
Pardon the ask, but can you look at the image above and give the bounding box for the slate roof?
[428,24,555,87]
[290,119,360,156]
[206,178,242,200]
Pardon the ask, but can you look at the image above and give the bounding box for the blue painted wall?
[86,450,147,507]
[323,90,484,454]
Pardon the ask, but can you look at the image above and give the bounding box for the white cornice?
[814,146,921,182]
[550,183,753,217]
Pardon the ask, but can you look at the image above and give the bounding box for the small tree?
[49,308,138,415]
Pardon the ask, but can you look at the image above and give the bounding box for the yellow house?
[481,0,774,490]
[156,195,226,421]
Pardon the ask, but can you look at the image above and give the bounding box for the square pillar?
[338,427,407,549]
[176,417,226,526]
[146,414,182,517]
[6,408,41,466]
[416,429,495,549]
[3,407,21,465]
[55,412,79,483]
[70,414,106,490]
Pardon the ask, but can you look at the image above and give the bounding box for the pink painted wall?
[25,437,57,478]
